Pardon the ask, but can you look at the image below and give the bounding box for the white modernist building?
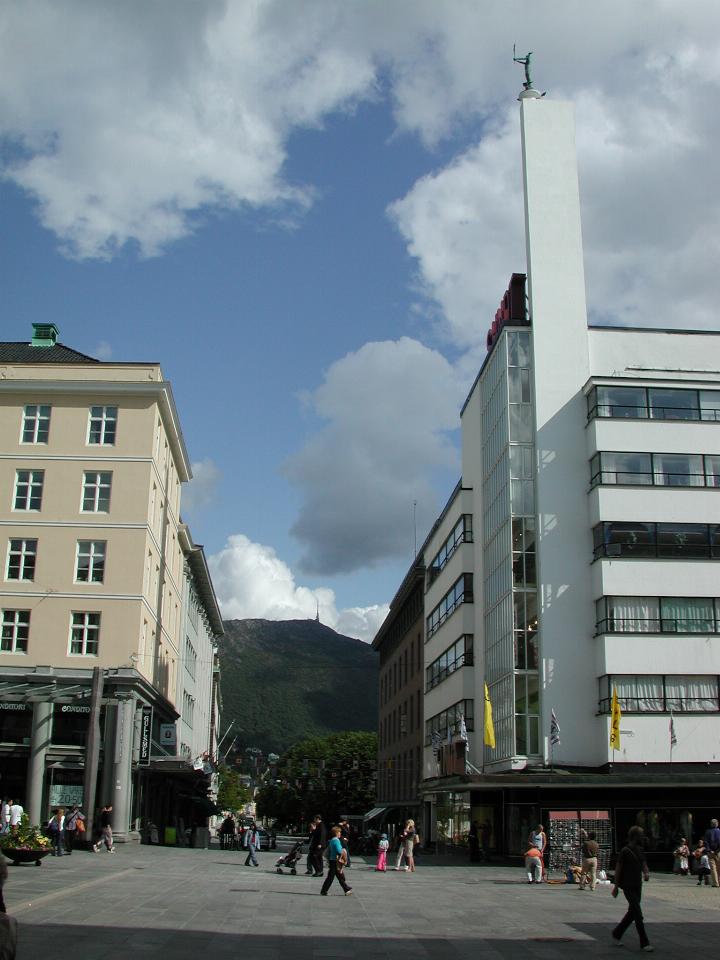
[399,93,720,861]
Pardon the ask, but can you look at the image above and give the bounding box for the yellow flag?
[484,682,496,749]
[609,687,621,750]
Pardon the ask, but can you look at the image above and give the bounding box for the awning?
[362,806,388,822]
[191,796,220,816]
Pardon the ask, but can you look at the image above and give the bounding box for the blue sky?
[2,1,719,640]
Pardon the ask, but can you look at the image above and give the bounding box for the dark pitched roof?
[0,342,99,364]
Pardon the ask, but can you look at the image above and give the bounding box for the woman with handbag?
[64,805,85,855]
[320,826,352,896]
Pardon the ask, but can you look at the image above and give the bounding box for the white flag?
[670,711,677,748]
[550,708,561,746]
[459,714,468,743]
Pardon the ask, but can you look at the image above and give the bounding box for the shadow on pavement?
[14,920,720,960]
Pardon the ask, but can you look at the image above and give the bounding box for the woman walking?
[320,826,352,896]
[48,807,65,857]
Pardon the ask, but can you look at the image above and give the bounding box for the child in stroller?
[275,839,305,875]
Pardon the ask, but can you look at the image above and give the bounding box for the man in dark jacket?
[611,826,652,952]
[308,814,326,877]
[703,818,720,887]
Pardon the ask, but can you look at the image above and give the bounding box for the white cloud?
[182,458,222,514]
[284,337,462,575]
[208,533,388,643]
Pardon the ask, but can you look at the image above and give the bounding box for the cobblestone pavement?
[4,844,719,959]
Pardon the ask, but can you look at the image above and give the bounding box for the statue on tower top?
[513,46,534,89]
[513,45,546,100]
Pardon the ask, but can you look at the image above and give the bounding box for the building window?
[81,471,112,512]
[588,385,720,422]
[593,521,720,560]
[426,635,474,692]
[21,404,51,443]
[184,636,197,679]
[424,699,474,745]
[69,612,100,655]
[512,517,536,585]
[514,591,538,669]
[599,675,720,713]
[88,406,118,445]
[14,470,44,511]
[6,539,37,581]
[1,609,29,653]
[75,541,106,583]
[596,596,720,635]
[590,452,719,488]
[183,690,195,729]
[427,515,473,585]
[426,574,473,639]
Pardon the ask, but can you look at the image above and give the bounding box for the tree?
[260,731,378,827]
[217,764,252,812]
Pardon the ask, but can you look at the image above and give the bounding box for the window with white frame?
[69,612,100,655]
[14,470,44,511]
[6,539,37,581]
[1,609,30,653]
[21,404,51,443]
[183,690,195,728]
[184,635,197,679]
[88,405,118,445]
[75,541,106,583]
[81,472,112,512]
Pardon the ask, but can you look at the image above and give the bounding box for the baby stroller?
[275,840,304,875]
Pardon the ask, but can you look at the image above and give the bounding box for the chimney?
[31,323,59,347]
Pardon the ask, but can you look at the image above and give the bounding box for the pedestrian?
[307,814,326,877]
[64,805,85,855]
[528,823,547,881]
[702,818,720,887]
[393,821,410,871]
[611,825,653,952]
[338,817,352,868]
[48,807,65,857]
[693,843,711,885]
[219,814,235,850]
[0,856,17,960]
[320,826,352,896]
[469,820,480,862]
[673,838,690,877]
[0,856,7,913]
[8,800,23,834]
[579,831,600,891]
[525,846,543,884]
[403,819,417,873]
[375,833,389,872]
[93,804,115,853]
[0,800,9,835]
[244,821,260,867]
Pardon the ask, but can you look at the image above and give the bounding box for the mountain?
[218,618,378,755]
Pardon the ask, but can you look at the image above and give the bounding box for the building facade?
[0,326,223,840]
[377,94,720,862]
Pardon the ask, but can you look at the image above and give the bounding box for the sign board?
[49,784,83,808]
[139,706,153,766]
[159,723,177,748]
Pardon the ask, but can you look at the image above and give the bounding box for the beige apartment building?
[0,324,223,842]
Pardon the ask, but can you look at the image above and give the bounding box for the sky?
[2,1,720,642]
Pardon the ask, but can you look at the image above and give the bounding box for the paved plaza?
[4,842,719,959]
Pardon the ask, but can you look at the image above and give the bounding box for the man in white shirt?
[9,800,24,832]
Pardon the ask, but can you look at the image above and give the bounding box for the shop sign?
[0,702,27,711]
[61,704,91,714]
[139,706,153,766]
[159,723,177,748]
[49,784,84,808]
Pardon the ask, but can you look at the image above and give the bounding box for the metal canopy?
[0,680,92,704]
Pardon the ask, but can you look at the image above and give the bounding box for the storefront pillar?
[26,699,52,824]
[111,696,138,843]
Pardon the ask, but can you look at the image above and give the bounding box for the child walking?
[694,844,711,885]
[375,833,389,872]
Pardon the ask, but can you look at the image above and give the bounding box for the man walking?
[244,821,260,867]
[703,818,720,887]
[8,800,23,833]
[579,831,600,891]
[308,814,326,877]
[93,804,115,853]
[320,826,352,896]
[611,825,653,952]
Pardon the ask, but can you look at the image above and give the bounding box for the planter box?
[2,848,52,866]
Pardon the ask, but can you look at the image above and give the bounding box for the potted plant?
[0,814,52,865]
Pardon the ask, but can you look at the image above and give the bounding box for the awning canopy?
[362,806,388,822]
[191,796,220,816]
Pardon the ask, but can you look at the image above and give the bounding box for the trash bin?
[164,826,176,846]
[192,827,210,849]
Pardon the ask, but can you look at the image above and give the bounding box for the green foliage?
[257,730,378,826]
[0,813,51,850]
[219,619,378,755]
[217,765,252,813]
